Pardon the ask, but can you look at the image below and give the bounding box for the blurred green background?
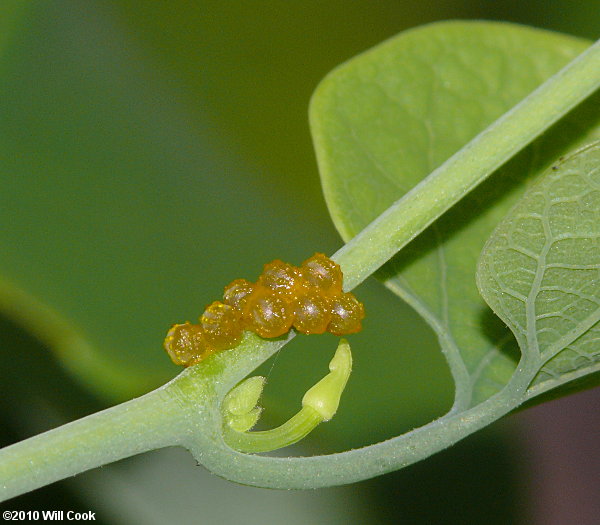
[0,2,597,523]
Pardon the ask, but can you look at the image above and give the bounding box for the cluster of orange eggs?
[164,253,364,367]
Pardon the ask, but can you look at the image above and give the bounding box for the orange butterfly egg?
[164,253,364,367]
[223,278,255,312]
[300,253,343,296]
[292,289,331,334]
[327,292,365,336]
[164,322,212,366]
[243,286,294,338]
[258,260,302,300]
[200,301,243,351]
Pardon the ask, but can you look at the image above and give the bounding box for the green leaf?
[478,142,600,398]
[311,21,600,408]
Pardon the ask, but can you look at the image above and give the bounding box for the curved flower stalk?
[222,339,352,453]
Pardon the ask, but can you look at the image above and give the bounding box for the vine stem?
[333,37,600,289]
[1,37,599,500]
[0,385,186,501]
[188,357,541,489]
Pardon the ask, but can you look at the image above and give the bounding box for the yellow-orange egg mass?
[164,253,364,367]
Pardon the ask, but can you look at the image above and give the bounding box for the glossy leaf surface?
[312,22,600,407]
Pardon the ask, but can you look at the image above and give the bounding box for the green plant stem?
[0,386,184,501]
[0,333,286,502]
[333,37,600,290]
[193,357,540,489]
[223,406,323,453]
[1,37,599,500]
